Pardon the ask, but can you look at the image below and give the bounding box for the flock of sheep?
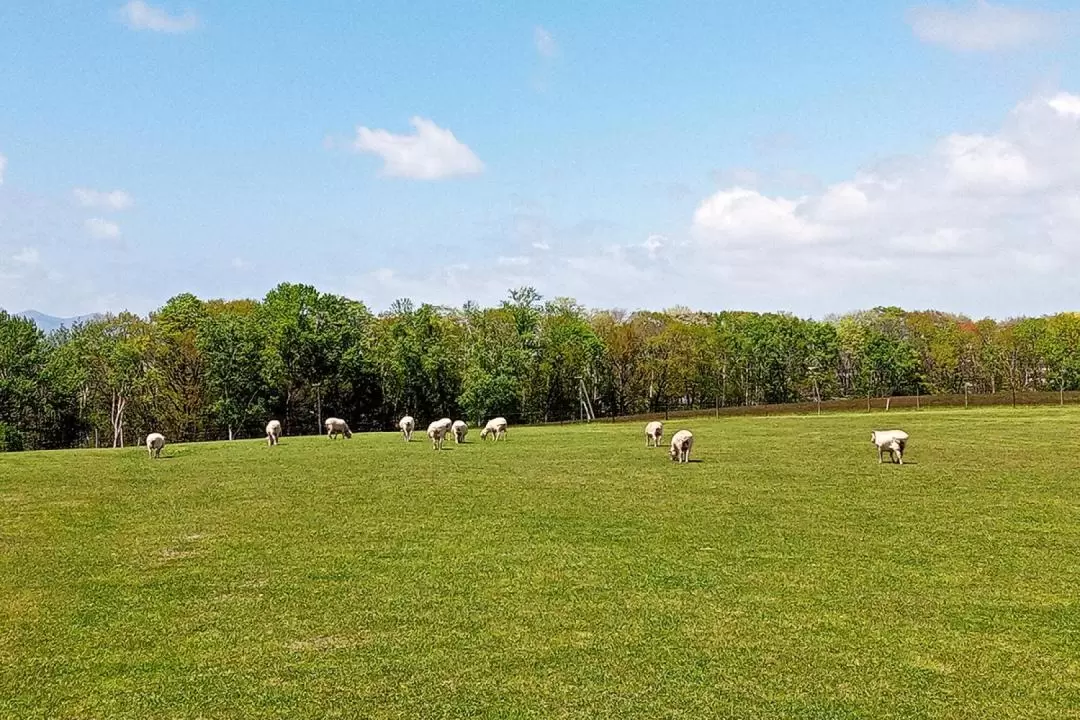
[145,416,910,466]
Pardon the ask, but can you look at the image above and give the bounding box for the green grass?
[2,408,1080,719]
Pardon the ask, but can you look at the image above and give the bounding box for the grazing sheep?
[452,420,468,444]
[325,417,352,440]
[265,420,282,446]
[871,430,909,465]
[428,420,448,450]
[645,420,664,448]
[399,416,415,442]
[436,417,452,432]
[669,430,694,463]
[480,417,508,441]
[146,432,165,459]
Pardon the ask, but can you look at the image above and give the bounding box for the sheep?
[146,432,165,459]
[399,416,415,442]
[669,430,693,463]
[645,420,664,448]
[265,420,282,446]
[325,417,352,440]
[480,417,508,441]
[427,420,448,450]
[452,420,468,444]
[436,417,452,433]
[871,430,909,465]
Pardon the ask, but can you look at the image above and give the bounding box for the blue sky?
[2,1,1080,318]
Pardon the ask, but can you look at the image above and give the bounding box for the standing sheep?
[146,432,165,459]
[266,420,282,446]
[452,420,468,444]
[325,417,352,440]
[669,430,694,463]
[399,416,415,442]
[871,430,909,465]
[480,417,508,441]
[645,421,664,448]
[428,420,448,450]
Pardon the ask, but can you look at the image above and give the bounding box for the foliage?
[5,286,1080,450]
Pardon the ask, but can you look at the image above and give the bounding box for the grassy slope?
[1,408,1079,719]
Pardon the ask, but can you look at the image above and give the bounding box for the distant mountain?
[15,310,103,334]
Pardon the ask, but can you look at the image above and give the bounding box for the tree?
[199,304,269,440]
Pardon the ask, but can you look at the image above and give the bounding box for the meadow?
[2,408,1079,719]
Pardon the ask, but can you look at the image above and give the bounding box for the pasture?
[2,408,1079,719]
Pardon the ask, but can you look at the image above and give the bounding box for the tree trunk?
[228,425,234,441]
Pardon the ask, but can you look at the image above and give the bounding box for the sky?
[2,1,1080,319]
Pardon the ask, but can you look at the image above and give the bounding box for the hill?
[14,309,103,333]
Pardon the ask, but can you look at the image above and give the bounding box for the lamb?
[265,420,282,446]
[645,420,664,448]
[324,417,352,440]
[427,420,448,450]
[871,430,909,465]
[480,417,508,441]
[399,416,415,442]
[146,432,165,459]
[669,430,693,463]
[452,420,468,444]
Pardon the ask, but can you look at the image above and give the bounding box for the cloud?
[351,117,484,180]
[12,248,39,266]
[534,26,558,58]
[692,188,827,245]
[643,234,666,258]
[674,90,1080,312]
[356,90,1080,317]
[0,153,6,184]
[907,2,1063,52]
[73,188,134,211]
[119,1,200,34]
[84,218,121,240]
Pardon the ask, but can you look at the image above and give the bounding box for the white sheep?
[265,420,282,446]
[325,417,352,440]
[669,430,693,463]
[427,420,448,450]
[399,416,415,442]
[871,430,909,465]
[645,420,664,448]
[480,417,508,441]
[452,420,468,443]
[436,417,452,433]
[146,432,165,459]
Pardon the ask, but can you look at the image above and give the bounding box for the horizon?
[3,2,1080,319]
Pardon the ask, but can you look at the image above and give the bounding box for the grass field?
[2,408,1079,719]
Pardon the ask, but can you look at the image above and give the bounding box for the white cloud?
[534,26,558,58]
[119,1,200,33]
[673,91,1080,313]
[1048,92,1080,118]
[643,234,666,258]
[73,188,134,211]
[0,153,6,184]
[351,117,484,180]
[84,218,121,240]
[12,248,39,266]
[692,187,826,246]
[496,256,530,267]
[907,2,1062,52]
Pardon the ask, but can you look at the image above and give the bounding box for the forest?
[1,282,1078,451]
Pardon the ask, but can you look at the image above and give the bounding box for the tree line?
[2,283,1079,451]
